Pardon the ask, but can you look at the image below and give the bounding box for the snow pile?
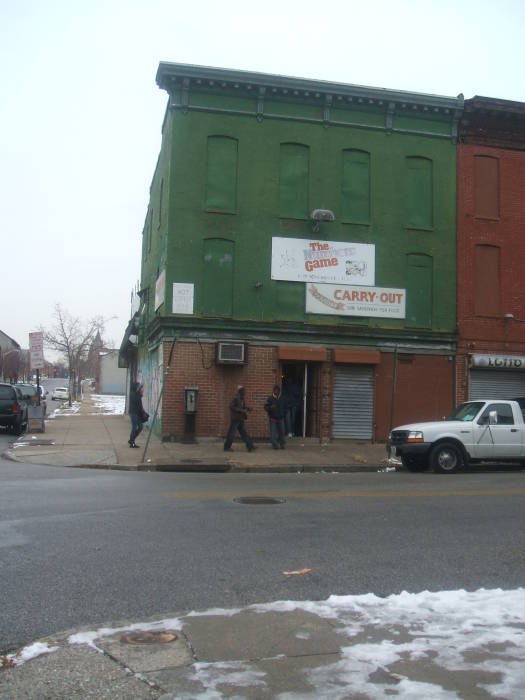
[90,394,125,415]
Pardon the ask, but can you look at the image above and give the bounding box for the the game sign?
[271,237,375,285]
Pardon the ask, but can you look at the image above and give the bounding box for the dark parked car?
[0,383,28,435]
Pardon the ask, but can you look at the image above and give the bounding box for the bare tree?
[41,305,107,405]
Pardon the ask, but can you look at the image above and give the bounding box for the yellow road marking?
[162,488,525,500]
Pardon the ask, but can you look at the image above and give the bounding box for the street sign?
[29,331,45,370]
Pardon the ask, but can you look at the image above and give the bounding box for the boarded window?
[279,143,309,218]
[405,157,433,229]
[474,245,500,316]
[205,136,238,212]
[341,150,370,223]
[474,156,499,219]
[201,238,234,317]
[406,254,433,328]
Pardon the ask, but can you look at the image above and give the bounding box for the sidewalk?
[3,391,392,472]
[1,592,517,699]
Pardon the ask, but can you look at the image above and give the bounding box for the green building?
[123,63,463,442]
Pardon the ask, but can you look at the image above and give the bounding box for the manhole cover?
[233,496,286,505]
[120,631,177,645]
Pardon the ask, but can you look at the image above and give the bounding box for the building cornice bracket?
[181,78,190,114]
[386,102,396,131]
[257,87,265,122]
[323,94,333,126]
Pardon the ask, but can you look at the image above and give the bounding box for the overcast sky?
[1,0,524,358]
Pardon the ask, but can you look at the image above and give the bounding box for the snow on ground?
[46,401,80,418]
[3,588,525,697]
[90,394,125,415]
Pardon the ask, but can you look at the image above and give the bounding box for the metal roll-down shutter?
[333,365,374,439]
[470,370,525,400]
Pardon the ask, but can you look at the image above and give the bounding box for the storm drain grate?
[120,631,178,645]
[233,496,286,505]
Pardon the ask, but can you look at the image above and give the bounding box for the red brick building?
[457,97,525,402]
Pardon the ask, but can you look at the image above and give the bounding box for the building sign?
[29,331,44,370]
[172,283,194,315]
[471,354,525,369]
[306,283,406,318]
[154,270,166,311]
[271,237,375,285]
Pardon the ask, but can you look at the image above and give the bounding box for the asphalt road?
[1,460,525,655]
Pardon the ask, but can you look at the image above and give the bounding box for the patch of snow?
[90,394,125,415]
[1,642,58,668]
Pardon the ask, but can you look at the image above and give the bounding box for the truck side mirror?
[489,410,498,425]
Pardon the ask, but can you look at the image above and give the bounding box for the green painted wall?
[140,76,459,344]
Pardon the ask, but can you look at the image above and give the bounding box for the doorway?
[281,362,320,438]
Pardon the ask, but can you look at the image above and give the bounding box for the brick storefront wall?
[160,341,454,442]
[457,144,525,403]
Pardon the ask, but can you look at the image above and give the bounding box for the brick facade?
[457,99,525,402]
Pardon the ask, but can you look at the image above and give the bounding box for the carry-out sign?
[271,237,375,285]
[306,283,406,318]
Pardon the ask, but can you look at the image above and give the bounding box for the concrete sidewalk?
[3,391,392,472]
[1,599,509,699]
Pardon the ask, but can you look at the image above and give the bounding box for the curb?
[1,450,388,473]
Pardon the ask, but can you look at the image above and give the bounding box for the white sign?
[471,354,525,370]
[172,283,194,315]
[154,270,166,311]
[29,331,44,370]
[306,283,406,318]
[271,237,375,285]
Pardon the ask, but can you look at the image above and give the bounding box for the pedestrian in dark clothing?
[128,382,147,448]
[264,384,286,449]
[224,386,256,452]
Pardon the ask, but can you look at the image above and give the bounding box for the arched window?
[205,136,238,213]
[341,149,370,223]
[474,155,499,219]
[406,254,433,328]
[201,238,234,317]
[279,143,309,218]
[405,157,433,229]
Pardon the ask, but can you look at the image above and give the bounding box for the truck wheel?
[401,455,427,472]
[430,442,463,474]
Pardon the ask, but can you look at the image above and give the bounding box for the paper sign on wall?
[271,237,375,286]
[172,283,194,315]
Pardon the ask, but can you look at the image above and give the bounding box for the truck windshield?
[447,402,485,421]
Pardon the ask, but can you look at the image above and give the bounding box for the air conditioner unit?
[216,342,246,365]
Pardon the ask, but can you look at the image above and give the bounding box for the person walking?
[264,384,286,449]
[224,385,256,452]
[128,382,147,448]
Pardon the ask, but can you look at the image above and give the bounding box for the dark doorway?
[281,362,320,438]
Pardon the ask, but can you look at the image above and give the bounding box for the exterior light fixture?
[310,208,335,234]
[504,313,515,320]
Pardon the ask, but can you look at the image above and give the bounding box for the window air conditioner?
[216,342,246,365]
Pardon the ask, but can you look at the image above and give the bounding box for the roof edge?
[156,62,463,110]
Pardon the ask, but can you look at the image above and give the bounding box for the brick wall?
[457,144,525,403]
[161,341,280,439]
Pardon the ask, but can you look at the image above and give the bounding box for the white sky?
[2,0,524,354]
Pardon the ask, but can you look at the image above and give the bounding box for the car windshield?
[17,385,37,397]
[447,402,485,422]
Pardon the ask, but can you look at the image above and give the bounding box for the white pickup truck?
[389,399,525,473]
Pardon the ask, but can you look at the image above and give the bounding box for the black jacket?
[129,384,145,417]
[264,393,285,421]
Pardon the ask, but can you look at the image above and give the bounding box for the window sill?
[473,216,500,223]
[204,208,237,215]
[405,226,434,233]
